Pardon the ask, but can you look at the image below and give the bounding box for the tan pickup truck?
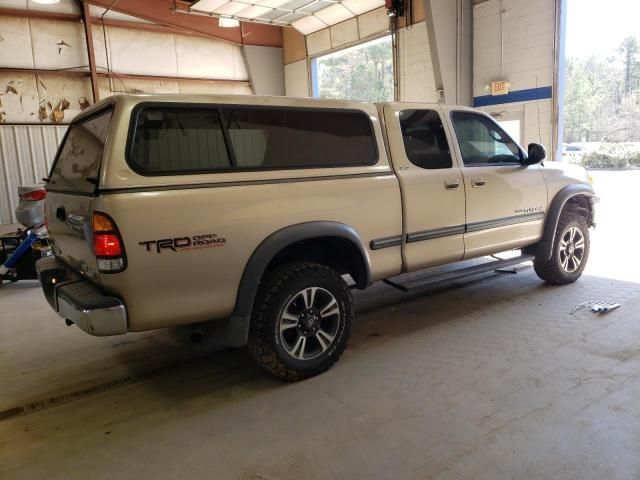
[37,94,597,380]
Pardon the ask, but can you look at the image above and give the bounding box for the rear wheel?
[534,211,590,285]
[247,261,353,381]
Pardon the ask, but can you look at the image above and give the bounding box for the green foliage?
[316,38,394,103]
[581,143,640,168]
[564,36,640,144]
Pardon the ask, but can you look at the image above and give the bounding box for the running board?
[383,254,535,293]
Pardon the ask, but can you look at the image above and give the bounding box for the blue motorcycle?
[0,185,51,287]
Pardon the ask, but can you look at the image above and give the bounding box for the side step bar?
[383,254,535,293]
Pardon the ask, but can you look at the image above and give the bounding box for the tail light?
[93,212,126,273]
[21,190,47,201]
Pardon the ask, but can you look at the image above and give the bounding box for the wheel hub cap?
[301,309,318,330]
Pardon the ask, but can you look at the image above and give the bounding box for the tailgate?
[45,106,113,282]
[46,192,101,282]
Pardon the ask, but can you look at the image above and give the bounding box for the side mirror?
[525,143,546,165]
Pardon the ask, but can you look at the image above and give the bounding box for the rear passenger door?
[383,104,465,271]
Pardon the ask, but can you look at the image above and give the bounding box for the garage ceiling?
[190,0,385,34]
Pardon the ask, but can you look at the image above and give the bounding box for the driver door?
[445,108,548,258]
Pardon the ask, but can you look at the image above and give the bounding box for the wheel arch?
[537,184,596,261]
[224,222,371,347]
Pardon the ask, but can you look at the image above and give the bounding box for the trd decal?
[139,234,226,253]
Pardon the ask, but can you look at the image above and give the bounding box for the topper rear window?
[48,107,113,193]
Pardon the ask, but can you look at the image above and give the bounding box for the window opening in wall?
[311,35,394,103]
[560,0,640,168]
[497,119,522,145]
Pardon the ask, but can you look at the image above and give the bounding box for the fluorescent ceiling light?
[236,4,271,19]
[219,16,241,27]
[292,15,326,34]
[215,1,252,15]
[31,0,60,4]
[341,0,384,15]
[314,4,353,25]
[191,0,229,11]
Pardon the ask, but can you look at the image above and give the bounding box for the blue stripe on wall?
[473,86,553,107]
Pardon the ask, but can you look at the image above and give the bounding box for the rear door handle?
[471,177,486,187]
[444,179,460,190]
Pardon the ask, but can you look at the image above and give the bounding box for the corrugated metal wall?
[0,125,67,224]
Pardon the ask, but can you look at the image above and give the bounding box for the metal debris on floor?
[570,300,621,315]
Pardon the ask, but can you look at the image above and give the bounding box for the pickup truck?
[36,94,597,381]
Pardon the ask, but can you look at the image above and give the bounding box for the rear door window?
[399,109,452,169]
[128,104,377,175]
[49,108,113,193]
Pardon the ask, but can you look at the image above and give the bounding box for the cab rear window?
[127,104,378,175]
[49,108,113,193]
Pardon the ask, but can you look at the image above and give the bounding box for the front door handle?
[471,177,486,188]
[444,179,460,190]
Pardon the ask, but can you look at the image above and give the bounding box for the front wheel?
[534,211,590,285]
[247,262,353,381]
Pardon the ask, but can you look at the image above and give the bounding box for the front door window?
[451,111,523,166]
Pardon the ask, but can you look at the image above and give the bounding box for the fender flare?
[223,221,371,347]
[537,184,596,261]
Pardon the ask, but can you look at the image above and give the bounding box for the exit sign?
[491,81,510,96]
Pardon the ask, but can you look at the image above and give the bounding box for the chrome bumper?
[36,256,127,336]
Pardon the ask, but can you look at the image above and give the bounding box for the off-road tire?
[247,261,353,382]
[534,211,590,285]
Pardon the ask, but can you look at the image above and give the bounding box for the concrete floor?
[1,171,639,480]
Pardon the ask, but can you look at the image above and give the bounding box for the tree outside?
[314,36,394,103]
[563,0,640,168]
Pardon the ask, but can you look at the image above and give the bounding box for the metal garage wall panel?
[330,18,359,49]
[0,16,89,71]
[92,24,250,82]
[101,27,179,78]
[243,46,284,95]
[175,35,249,81]
[0,16,35,69]
[284,59,309,97]
[306,30,332,56]
[357,8,389,39]
[29,18,89,71]
[0,125,66,224]
[0,71,92,125]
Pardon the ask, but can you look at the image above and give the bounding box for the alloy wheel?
[559,226,585,273]
[279,287,341,360]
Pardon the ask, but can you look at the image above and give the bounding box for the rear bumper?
[36,256,127,336]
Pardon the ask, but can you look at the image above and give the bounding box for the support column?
[81,1,100,103]
[423,0,472,105]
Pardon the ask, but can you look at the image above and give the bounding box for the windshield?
[49,108,113,193]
